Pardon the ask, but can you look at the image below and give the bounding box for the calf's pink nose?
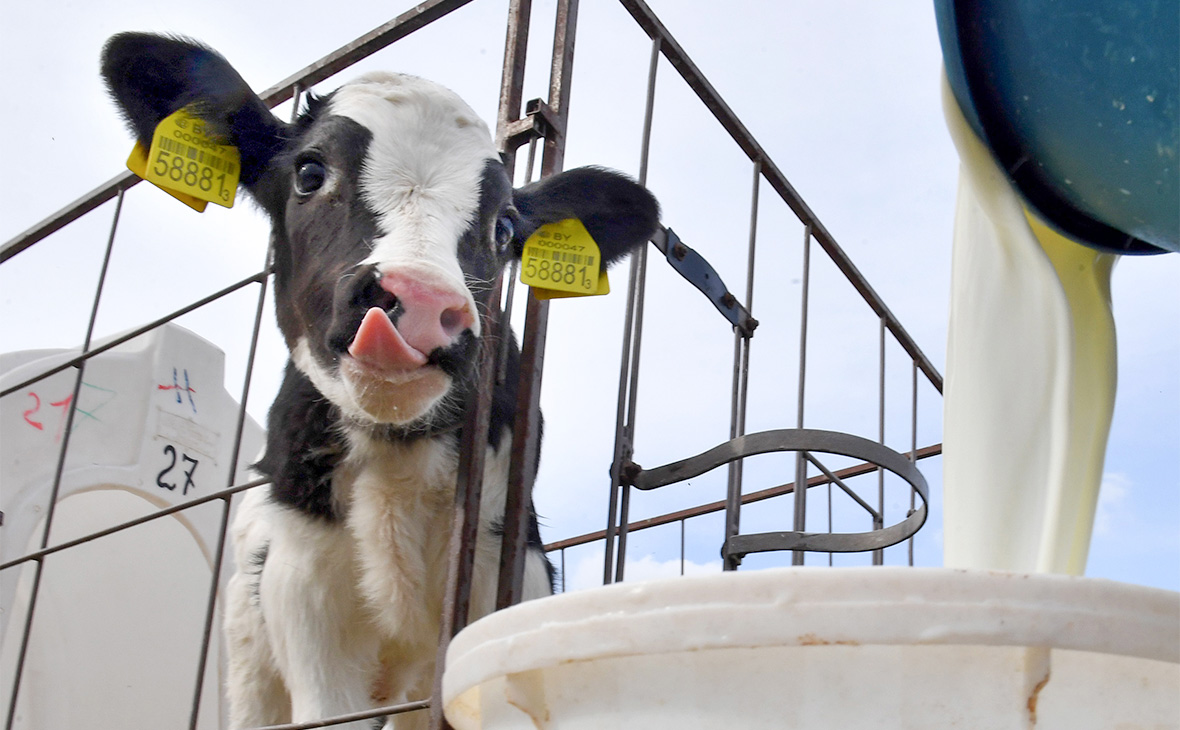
[379,272,474,355]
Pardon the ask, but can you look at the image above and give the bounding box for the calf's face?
[101,34,659,432]
[278,74,510,427]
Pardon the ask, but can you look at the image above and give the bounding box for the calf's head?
[102,33,658,432]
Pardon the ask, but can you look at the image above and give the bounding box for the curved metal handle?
[626,428,929,556]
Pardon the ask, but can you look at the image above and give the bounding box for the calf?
[101,33,659,729]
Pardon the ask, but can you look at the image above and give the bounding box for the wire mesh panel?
[585,1,941,586]
[0,2,958,728]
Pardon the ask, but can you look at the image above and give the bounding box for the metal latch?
[651,227,758,337]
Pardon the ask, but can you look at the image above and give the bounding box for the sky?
[0,0,1176,596]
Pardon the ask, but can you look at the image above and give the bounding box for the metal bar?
[828,478,834,567]
[495,0,533,164]
[722,161,760,571]
[791,452,808,566]
[186,86,304,729]
[603,33,659,585]
[251,699,430,730]
[727,510,924,557]
[542,0,578,173]
[874,316,886,565]
[496,136,536,386]
[722,434,929,559]
[803,452,880,519]
[546,443,942,552]
[637,38,661,186]
[496,0,577,610]
[613,0,943,394]
[910,360,919,566]
[603,253,641,584]
[0,478,269,571]
[435,2,579,724]
[792,224,812,565]
[258,0,478,108]
[492,0,535,612]
[2,0,476,264]
[653,227,756,334]
[723,329,746,564]
[521,0,579,452]
[4,189,122,730]
[188,242,273,730]
[633,428,916,491]
[610,35,661,583]
[613,474,633,581]
[0,271,266,399]
[0,172,138,264]
[430,275,503,730]
[680,519,685,576]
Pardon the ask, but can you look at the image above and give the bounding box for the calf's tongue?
[348,307,428,371]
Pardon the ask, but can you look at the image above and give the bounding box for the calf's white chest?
[341,432,511,646]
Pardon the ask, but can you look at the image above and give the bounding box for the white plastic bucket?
[443,567,1179,729]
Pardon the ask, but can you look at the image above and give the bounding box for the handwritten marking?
[49,395,73,442]
[157,367,197,413]
[79,382,117,424]
[21,381,117,442]
[181,454,199,495]
[23,392,43,430]
[157,443,201,495]
[157,445,178,490]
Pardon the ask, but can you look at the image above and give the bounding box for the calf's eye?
[494,215,514,254]
[295,160,326,195]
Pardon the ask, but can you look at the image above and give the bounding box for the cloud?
[1094,472,1131,537]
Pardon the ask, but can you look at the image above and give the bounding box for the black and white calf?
[101,33,659,729]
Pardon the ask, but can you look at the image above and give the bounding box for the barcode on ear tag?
[131,109,240,209]
[127,142,207,212]
[519,219,604,296]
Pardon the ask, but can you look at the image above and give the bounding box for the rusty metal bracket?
[651,227,758,337]
[499,98,566,154]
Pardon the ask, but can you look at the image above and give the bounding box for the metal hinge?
[651,227,758,337]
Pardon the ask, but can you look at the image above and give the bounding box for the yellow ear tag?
[127,142,207,212]
[532,270,609,300]
[127,109,240,210]
[519,218,609,298]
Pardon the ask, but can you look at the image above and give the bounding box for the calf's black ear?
[100,32,287,189]
[512,167,660,264]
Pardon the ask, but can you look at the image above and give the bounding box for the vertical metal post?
[496,0,532,175]
[791,224,812,566]
[602,244,640,584]
[827,461,834,567]
[5,189,123,730]
[430,275,503,730]
[493,0,532,389]
[494,0,577,613]
[723,160,759,571]
[496,136,537,385]
[186,84,302,730]
[491,0,537,612]
[604,35,660,584]
[187,256,272,730]
[909,360,918,566]
[874,316,886,565]
[430,3,545,725]
[679,519,685,576]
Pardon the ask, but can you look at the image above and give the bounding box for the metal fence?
[0,1,943,728]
